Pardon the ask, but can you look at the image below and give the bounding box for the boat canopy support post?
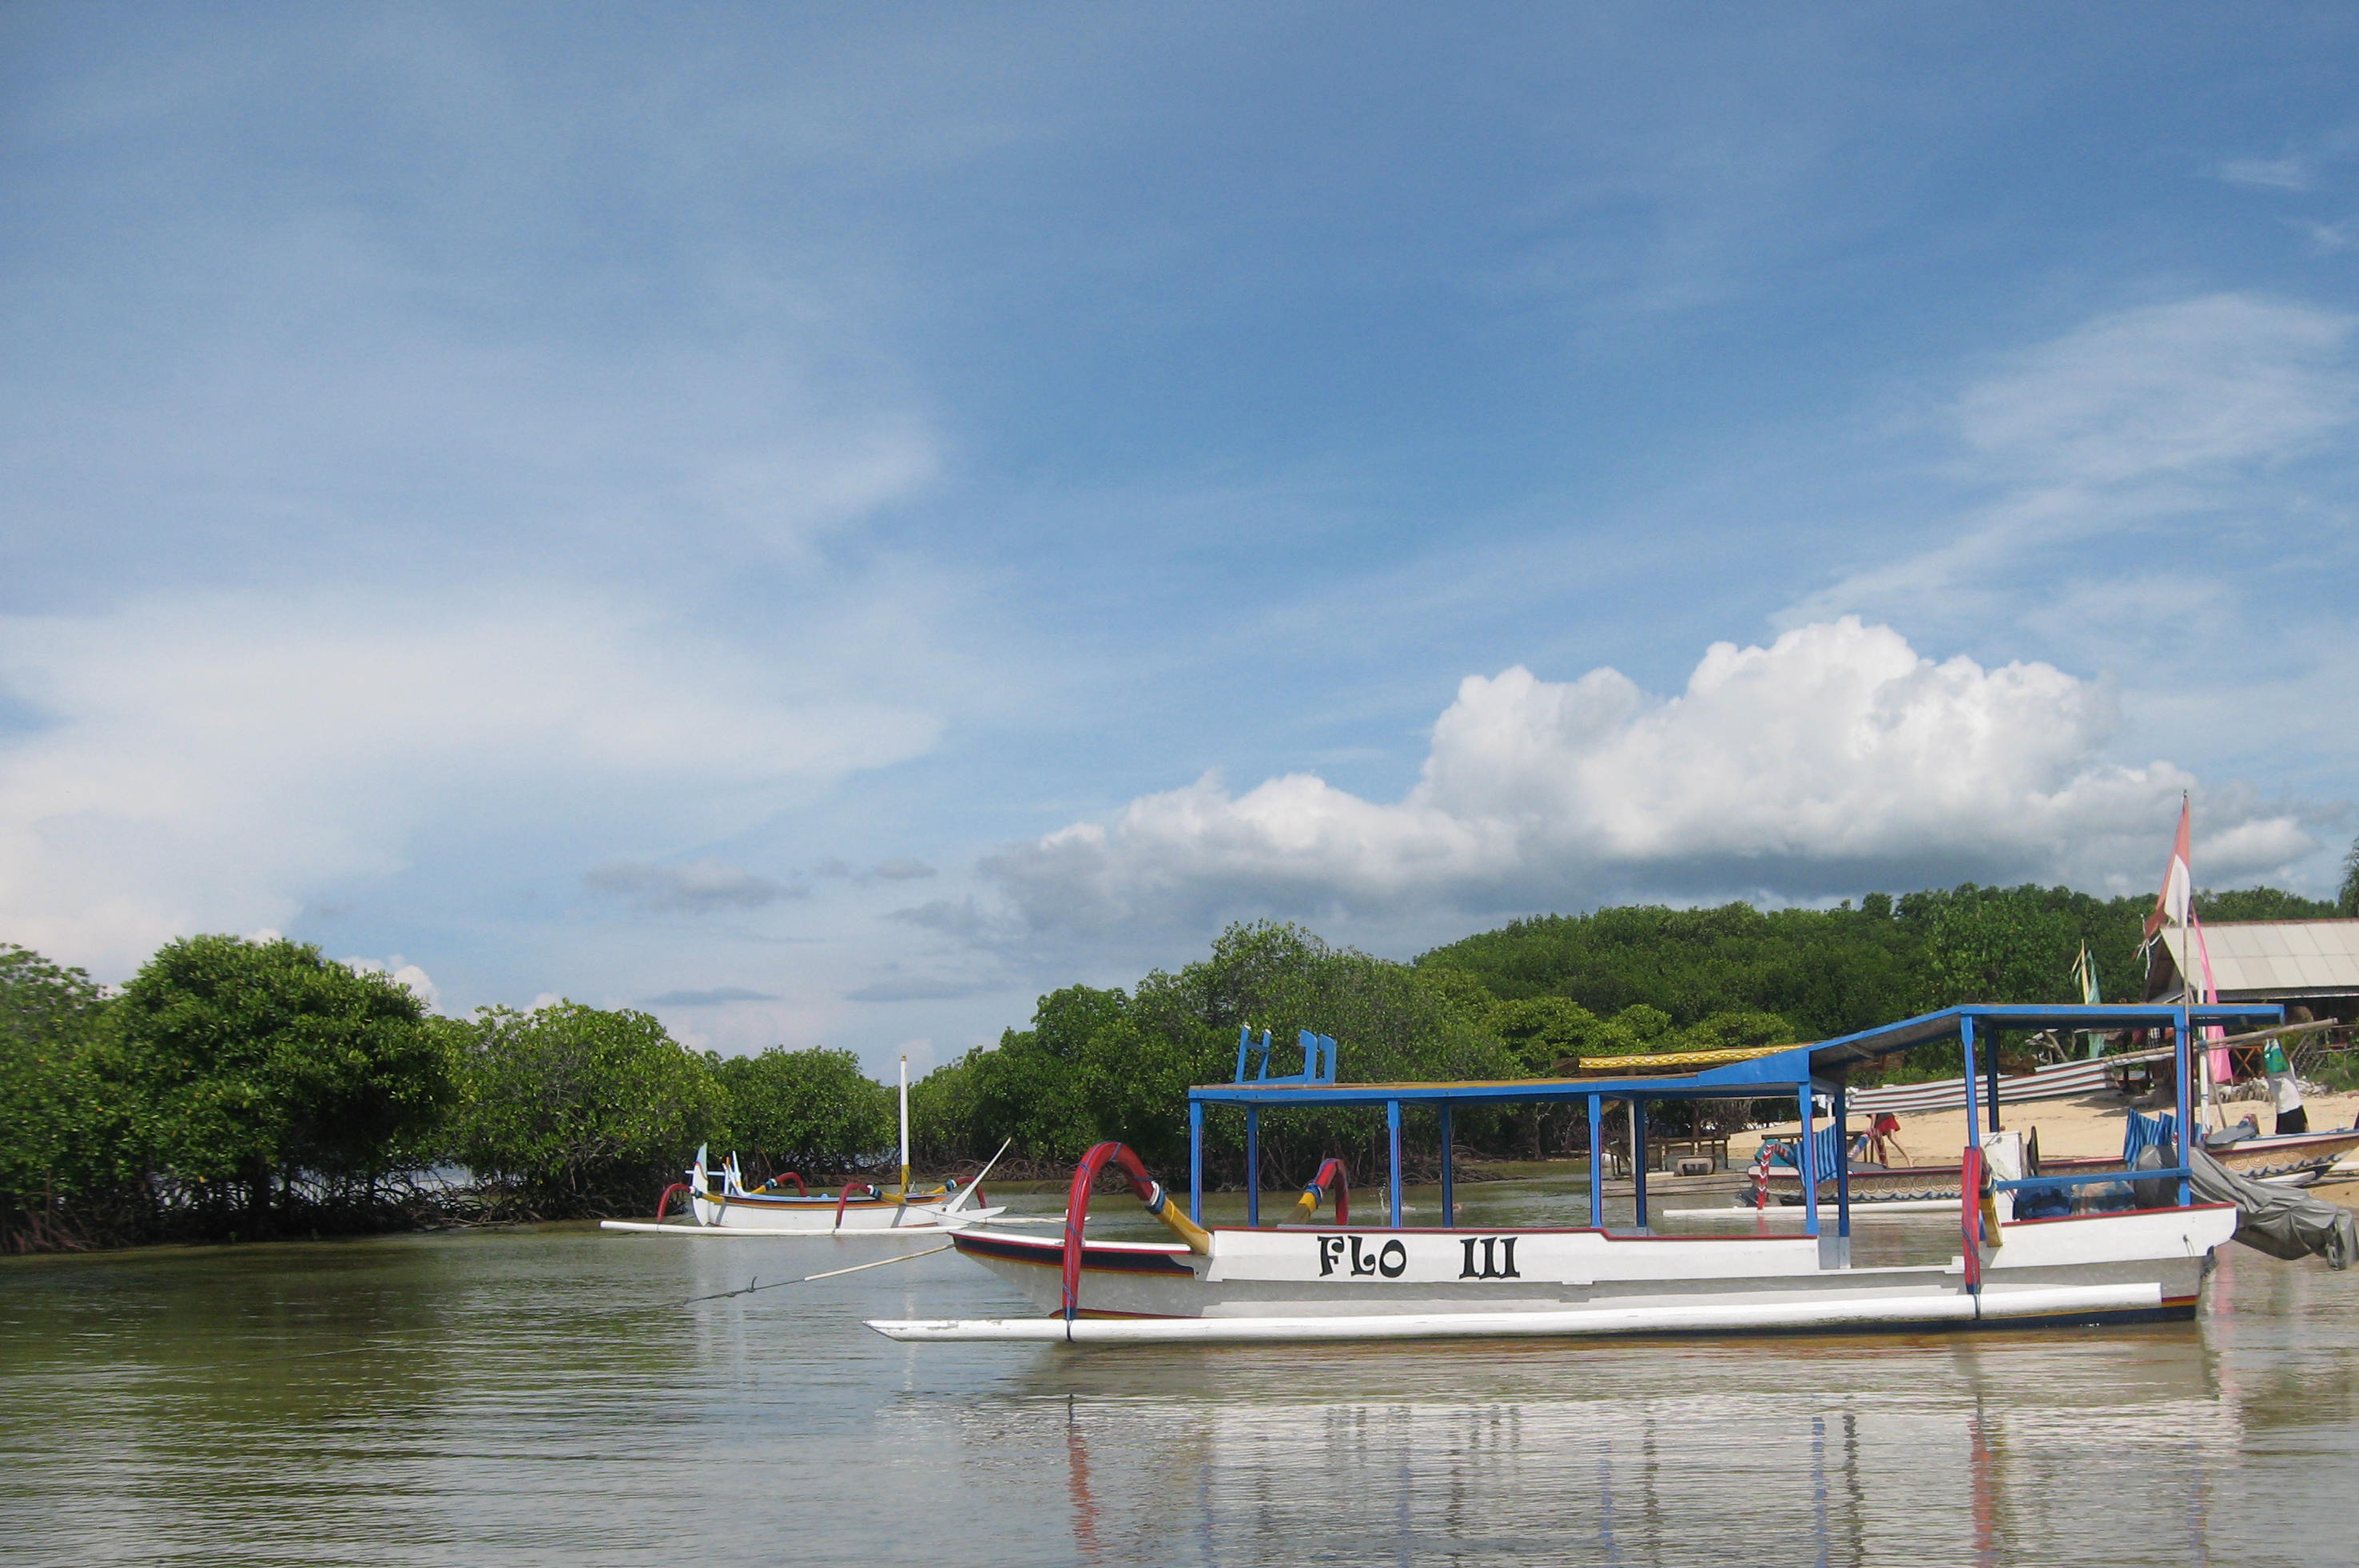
[1833,1080,1851,1241]
[1587,1093,1605,1228]
[1386,1100,1404,1228]
[1960,1016,1983,1151]
[2174,1002,2192,1208]
[1798,1084,1820,1239]
[1631,1100,1649,1232]
[1245,1107,1260,1228]
[1438,1103,1455,1228]
[1188,1101,1204,1224]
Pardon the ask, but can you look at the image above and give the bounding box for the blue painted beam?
[1386,1100,1404,1227]
[1188,1100,1203,1224]
[1438,1102,1455,1228]
[1244,1105,1259,1227]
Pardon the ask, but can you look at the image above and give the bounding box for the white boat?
[671,1145,1005,1232]
[605,1055,1007,1236]
[869,1005,2292,1344]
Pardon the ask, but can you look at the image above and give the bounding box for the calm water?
[6,1180,2358,1567]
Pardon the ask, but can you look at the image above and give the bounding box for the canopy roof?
[1187,1002,2283,1109]
[2146,921,2359,1002]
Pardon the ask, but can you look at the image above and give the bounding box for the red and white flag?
[2144,796,2194,941]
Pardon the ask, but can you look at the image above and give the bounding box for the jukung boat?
[603,1054,1008,1236]
[1752,1029,2359,1207]
[869,1005,2287,1344]
[1756,1125,2359,1208]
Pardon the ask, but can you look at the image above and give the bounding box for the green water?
[6,1183,2357,1566]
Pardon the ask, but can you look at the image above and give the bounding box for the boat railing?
[1233,1025,1337,1085]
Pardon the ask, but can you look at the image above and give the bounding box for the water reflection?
[977,1320,2242,1567]
[4,1211,2356,1566]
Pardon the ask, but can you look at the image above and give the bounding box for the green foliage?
[915,922,1517,1180]
[2338,838,2359,917]
[1482,995,1613,1071]
[2196,886,2339,922]
[1417,885,2194,1037]
[109,935,453,1205]
[448,1001,726,1213]
[714,1046,894,1176]
[1418,900,1926,1040]
[1,945,125,1235]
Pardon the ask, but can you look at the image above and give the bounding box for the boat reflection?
[1017,1328,2236,1566]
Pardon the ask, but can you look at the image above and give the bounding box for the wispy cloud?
[1787,293,2359,631]
[844,973,999,1003]
[2206,127,2359,193]
[642,985,779,1006]
[587,859,804,913]
[0,587,936,974]
[2213,157,2314,193]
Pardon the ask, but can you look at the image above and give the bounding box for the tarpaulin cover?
[2188,1145,2358,1271]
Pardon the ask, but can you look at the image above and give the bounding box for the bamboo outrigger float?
[869,1004,2286,1344]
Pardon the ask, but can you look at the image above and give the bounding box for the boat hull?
[869,1206,2230,1343]
[686,1191,999,1232]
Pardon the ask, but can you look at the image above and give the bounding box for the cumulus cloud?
[344,955,440,1009]
[977,619,2312,937]
[0,587,940,976]
[586,859,803,913]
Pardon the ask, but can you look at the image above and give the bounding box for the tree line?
[6,870,2351,1252]
[1,934,893,1251]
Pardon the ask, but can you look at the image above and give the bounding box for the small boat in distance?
[869,1005,2307,1344]
[602,1054,1008,1236]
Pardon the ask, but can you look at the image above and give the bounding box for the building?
[2144,921,2359,1025]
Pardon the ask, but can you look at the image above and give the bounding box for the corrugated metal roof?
[2157,921,2359,997]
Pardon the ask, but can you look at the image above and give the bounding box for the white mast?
[898,1053,911,1195]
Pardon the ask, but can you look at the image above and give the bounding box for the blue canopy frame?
[1187,1003,2283,1240]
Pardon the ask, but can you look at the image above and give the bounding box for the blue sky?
[5,2,2357,1074]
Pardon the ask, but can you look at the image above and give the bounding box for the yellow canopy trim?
[1573,1044,1791,1075]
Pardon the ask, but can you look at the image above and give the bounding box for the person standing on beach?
[2262,1037,2309,1136]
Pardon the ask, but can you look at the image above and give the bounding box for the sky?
[4,2,2357,1077]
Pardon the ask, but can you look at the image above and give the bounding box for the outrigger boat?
[1752,1025,2359,1207]
[603,1055,1008,1236]
[869,1005,2295,1344]
[1756,1125,2359,1208]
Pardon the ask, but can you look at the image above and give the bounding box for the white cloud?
[2213,157,2314,193]
[0,587,940,977]
[978,619,2312,938]
[1951,295,2357,485]
[344,955,441,1010]
[2299,217,2359,254]
[1787,293,2359,632]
